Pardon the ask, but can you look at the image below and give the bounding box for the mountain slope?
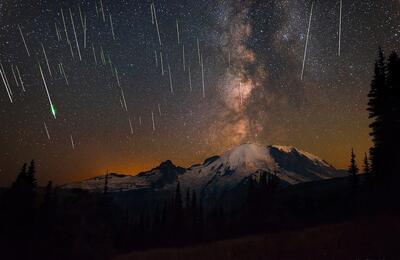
[63,144,345,201]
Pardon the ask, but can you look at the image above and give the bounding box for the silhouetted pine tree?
[191,190,197,210]
[363,153,370,175]
[386,51,400,175]
[348,148,359,177]
[186,188,191,209]
[174,181,182,212]
[43,181,53,208]
[368,48,390,177]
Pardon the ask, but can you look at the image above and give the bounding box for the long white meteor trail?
[100,0,106,22]
[1,63,12,97]
[78,5,84,30]
[38,63,56,119]
[301,1,314,80]
[197,38,201,65]
[176,19,180,44]
[70,135,75,150]
[92,44,98,65]
[150,3,154,24]
[84,16,87,49]
[121,87,128,111]
[182,44,186,71]
[0,68,13,103]
[168,64,174,94]
[41,43,52,77]
[128,117,133,134]
[151,111,155,131]
[188,66,192,92]
[115,67,121,87]
[160,51,164,76]
[61,8,70,42]
[338,0,342,56]
[43,122,51,140]
[100,46,106,65]
[158,104,161,116]
[69,9,82,61]
[55,23,61,42]
[18,25,30,57]
[110,14,116,40]
[11,65,19,87]
[153,3,162,46]
[60,63,69,86]
[201,54,205,98]
[15,66,25,92]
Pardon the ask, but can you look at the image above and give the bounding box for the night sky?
[0,0,399,186]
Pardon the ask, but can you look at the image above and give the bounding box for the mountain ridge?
[63,143,346,196]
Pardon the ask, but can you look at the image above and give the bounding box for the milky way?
[0,0,399,185]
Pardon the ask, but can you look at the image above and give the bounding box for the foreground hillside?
[115,212,400,260]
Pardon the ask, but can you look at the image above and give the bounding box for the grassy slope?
[115,213,400,260]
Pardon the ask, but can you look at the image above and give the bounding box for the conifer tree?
[368,48,389,177]
[174,181,182,211]
[348,148,359,177]
[363,153,370,175]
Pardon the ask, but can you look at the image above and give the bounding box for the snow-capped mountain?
[63,144,345,201]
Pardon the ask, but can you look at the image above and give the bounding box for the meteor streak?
[153,3,162,46]
[110,14,116,40]
[182,44,186,71]
[15,66,25,92]
[151,111,155,131]
[168,64,174,94]
[128,117,133,134]
[301,1,314,80]
[69,9,82,61]
[38,63,56,119]
[0,67,12,103]
[11,65,19,87]
[188,66,192,92]
[41,43,52,77]
[60,63,69,86]
[120,87,128,111]
[176,19,180,44]
[197,38,201,65]
[18,25,30,57]
[158,104,162,116]
[92,44,98,65]
[70,135,75,150]
[338,0,342,56]
[160,51,164,76]
[61,8,70,42]
[83,16,87,49]
[100,0,106,22]
[201,54,205,98]
[150,3,154,25]
[1,63,12,97]
[55,23,61,42]
[43,122,51,140]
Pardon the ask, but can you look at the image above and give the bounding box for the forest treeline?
[0,48,399,260]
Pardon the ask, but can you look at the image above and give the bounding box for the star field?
[0,0,399,185]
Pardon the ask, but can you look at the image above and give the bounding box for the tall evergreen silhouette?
[175,181,182,211]
[348,148,359,177]
[363,153,370,175]
[386,51,400,175]
[367,48,400,178]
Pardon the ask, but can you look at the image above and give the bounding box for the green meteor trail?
[38,63,57,119]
